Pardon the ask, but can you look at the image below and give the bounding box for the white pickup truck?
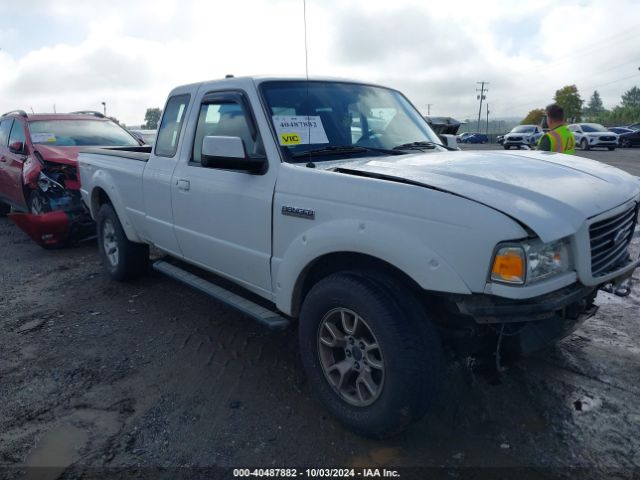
[79,76,640,438]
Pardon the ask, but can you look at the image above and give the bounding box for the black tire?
[620,138,630,148]
[608,146,615,151]
[96,204,148,281]
[0,201,9,216]
[581,138,590,150]
[503,145,510,150]
[298,272,444,438]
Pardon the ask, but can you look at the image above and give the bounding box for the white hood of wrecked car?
[337,150,640,243]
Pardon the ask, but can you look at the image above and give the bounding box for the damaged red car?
[0,110,142,247]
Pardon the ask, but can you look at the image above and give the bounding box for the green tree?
[143,108,162,129]
[521,108,545,125]
[621,86,640,108]
[583,90,606,121]
[554,85,583,122]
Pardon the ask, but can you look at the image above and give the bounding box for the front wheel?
[298,272,444,438]
[96,204,148,281]
[581,139,590,150]
[608,146,616,151]
[620,138,630,148]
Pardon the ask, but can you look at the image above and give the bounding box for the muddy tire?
[0,201,9,216]
[298,272,444,438]
[96,204,148,281]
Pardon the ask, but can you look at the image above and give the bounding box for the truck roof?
[168,75,390,96]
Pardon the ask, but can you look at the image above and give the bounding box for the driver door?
[170,91,276,296]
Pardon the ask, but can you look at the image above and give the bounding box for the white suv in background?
[569,123,618,151]
[503,125,543,149]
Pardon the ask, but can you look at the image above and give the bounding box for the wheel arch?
[89,184,141,242]
[289,252,428,318]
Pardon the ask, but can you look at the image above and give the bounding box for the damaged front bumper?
[9,195,94,248]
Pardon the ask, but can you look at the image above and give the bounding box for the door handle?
[177,179,190,191]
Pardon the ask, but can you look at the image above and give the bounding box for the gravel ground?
[1,149,639,479]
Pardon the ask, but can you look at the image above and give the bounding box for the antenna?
[303,0,309,80]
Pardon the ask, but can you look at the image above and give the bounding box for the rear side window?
[155,94,190,158]
[0,118,13,147]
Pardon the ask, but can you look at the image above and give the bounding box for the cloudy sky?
[1,0,639,125]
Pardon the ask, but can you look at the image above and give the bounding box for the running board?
[153,260,290,330]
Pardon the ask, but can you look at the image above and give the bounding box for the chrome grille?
[590,202,638,277]
[599,135,615,141]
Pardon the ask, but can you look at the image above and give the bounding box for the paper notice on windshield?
[31,133,56,143]
[272,115,329,146]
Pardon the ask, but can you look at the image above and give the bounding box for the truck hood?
[32,145,81,166]
[335,150,640,242]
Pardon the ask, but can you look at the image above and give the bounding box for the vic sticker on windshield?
[273,116,329,146]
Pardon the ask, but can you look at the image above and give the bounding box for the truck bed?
[79,145,152,162]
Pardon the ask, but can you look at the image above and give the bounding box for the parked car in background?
[459,133,488,144]
[626,123,640,131]
[608,127,635,135]
[0,110,142,246]
[568,123,618,151]
[457,132,473,143]
[616,128,640,148]
[503,125,543,149]
[129,129,157,145]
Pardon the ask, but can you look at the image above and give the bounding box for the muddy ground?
[1,155,640,479]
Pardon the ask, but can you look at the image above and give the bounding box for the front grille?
[599,136,615,141]
[509,136,522,141]
[589,202,638,277]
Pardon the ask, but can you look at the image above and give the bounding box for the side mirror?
[9,141,24,154]
[438,134,458,149]
[201,136,266,174]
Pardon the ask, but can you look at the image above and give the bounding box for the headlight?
[491,238,571,285]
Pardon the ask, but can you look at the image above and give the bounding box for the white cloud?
[1,0,639,125]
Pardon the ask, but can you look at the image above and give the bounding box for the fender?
[273,219,472,316]
[87,168,142,243]
[23,155,43,190]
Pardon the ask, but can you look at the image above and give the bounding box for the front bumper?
[8,195,94,248]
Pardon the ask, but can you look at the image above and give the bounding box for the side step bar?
[153,260,290,330]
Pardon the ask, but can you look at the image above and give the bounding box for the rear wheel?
[96,204,148,281]
[581,138,590,150]
[298,272,444,438]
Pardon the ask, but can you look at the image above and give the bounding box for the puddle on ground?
[23,424,88,480]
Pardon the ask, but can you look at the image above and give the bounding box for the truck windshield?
[261,81,441,161]
[29,120,140,147]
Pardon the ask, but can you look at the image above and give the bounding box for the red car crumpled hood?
[33,145,81,166]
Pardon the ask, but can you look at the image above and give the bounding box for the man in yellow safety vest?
[537,103,576,154]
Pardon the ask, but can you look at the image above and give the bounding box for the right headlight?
[491,238,571,286]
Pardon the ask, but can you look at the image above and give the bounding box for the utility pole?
[476,81,488,132]
[427,104,433,116]
[101,102,107,116]
[486,104,490,136]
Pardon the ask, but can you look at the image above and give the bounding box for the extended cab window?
[155,94,190,158]
[192,99,263,164]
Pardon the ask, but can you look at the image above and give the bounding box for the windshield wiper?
[393,141,457,151]
[291,145,402,159]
